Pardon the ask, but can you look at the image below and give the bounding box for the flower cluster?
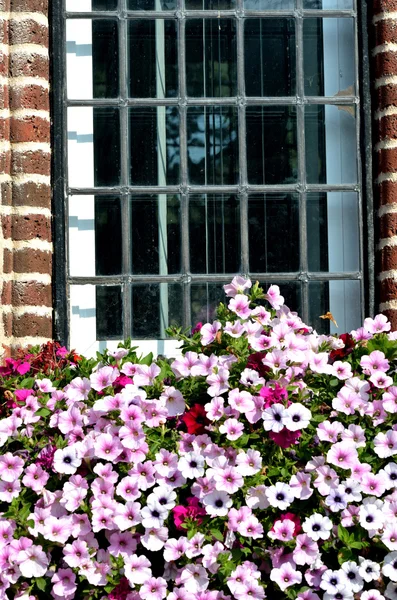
[0,278,397,600]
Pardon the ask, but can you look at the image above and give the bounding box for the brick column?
[373,1,397,328]
[0,0,52,356]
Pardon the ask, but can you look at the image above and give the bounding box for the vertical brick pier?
[0,0,52,355]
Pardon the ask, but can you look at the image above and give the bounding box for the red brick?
[11,181,51,208]
[1,281,52,307]
[377,245,397,272]
[10,84,49,112]
[10,53,48,79]
[376,115,397,142]
[379,212,397,238]
[9,20,48,47]
[374,20,397,48]
[374,83,397,111]
[0,53,9,77]
[378,180,397,206]
[2,214,51,242]
[0,181,12,206]
[11,0,48,11]
[11,150,50,176]
[0,20,8,45]
[374,52,397,80]
[0,83,9,110]
[377,147,397,173]
[382,308,397,331]
[3,314,13,338]
[10,115,50,144]
[0,149,11,174]
[0,0,11,11]
[12,314,52,338]
[373,0,397,11]
[2,249,12,274]
[379,277,397,303]
[0,116,10,141]
[12,248,51,274]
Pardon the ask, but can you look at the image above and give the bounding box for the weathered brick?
[9,84,49,112]
[2,249,12,274]
[377,245,397,272]
[382,308,397,331]
[0,181,12,206]
[379,212,397,238]
[9,20,48,47]
[374,83,397,111]
[374,51,397,80]
[11,181,51,208]
[376,115,397,142]
[374,20,397,48]
[379,277,397,303]
[12,248,51,274]
[1,281,52,307]
[0,53,9,77]
[0,149,11,174]
[12,314,52,338]
[2,214,51,242]
[10,115,50,144]
[0,116,10,141]
[10,53,48,79]
[0,83,9,110]
[3,314,12,338]
[10,0,48,11]
[377,147,397,173]
[11,149,50,176]
[378,180,397,206]
[0,0,11,11]
[373,0,397,11]
[0,20,8,45]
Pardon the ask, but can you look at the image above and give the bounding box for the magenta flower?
[172,497,206,530]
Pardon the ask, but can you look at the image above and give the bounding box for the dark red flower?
[247,352,270,378]
[108,577,131,600]
[181,404,210,434]
[269,427,301,448]
[329,333,355,363]
[191,322,203,335]
[113,375,134,393]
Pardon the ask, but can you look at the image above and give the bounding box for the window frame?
[50,0,374,349]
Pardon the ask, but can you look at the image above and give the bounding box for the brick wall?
[373,0,397,329]
[0,0,52,356]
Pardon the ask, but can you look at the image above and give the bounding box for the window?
[57,0,368,356]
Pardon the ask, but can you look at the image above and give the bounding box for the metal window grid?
[50,0,374,346]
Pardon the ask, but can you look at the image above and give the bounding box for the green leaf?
[35,577,47,591]
[20,377,35,388]
[35,408,51,418]
[140,352,154,366]
[210,529,224,542]
[329,378,340,388]
[338,524,350,544]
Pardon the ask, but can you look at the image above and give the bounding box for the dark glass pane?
[128,20,178,98]
[131,284,183,338]
[260,281,301,314]
[191,282,228,325]
[186,20,237,97]
[95,196,122,275]
[92,0,117,7]
[303,0,353,8]
[309,280,361,335]
[187,106,239,185]
[249,193,299,273]
[245,19,295,97]
[303,18,355,96]
[186,0,235,8]
[246,106,297,184]
[189,195,240,274]
[130,195,181,274]
[305,105,357,184]
[129,107,180,185]
[96,286,123,339]
[93,108,121,186]
[244,0,295,8]
[91,21,118,98]
[307,192,360,272]
[128,0,176,10]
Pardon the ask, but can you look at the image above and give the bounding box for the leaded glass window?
[63,0,364,355]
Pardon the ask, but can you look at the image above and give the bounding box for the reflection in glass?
[309,280,361,335]
[94,108,121,186]
[128,0,176,9]
[130,195,181,274]
[96,286,123,339]
[131,284,183,338]
[303,0,353,8]
[186,0,235,8]
[189,195,240,274]
[129,107,180,185]
[95,197,122,276]
[191,283,228,325]
[246,106,297,184]
[245,19,296,97]
[307,193,360,273]
[187,107,238,185]
[303,18,355,97]
[186,20,237,98]
[305,105,357,185]
[129,20,178,98]
[244,0,295,9]
[249,194,299,273]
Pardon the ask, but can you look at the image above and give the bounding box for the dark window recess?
[248,193,300,273]
[303,18,325,96]
[246,106,298,185]
[131,284,183,338]
[308,281,330,334]
[92,20,119,98]
[189,195,240,274]
[127,0,177,10]
[187,106,239,185]
[191,282,228,326]
[244,19,296,97]
[128,20,178,98]
[186,19,237,98]
[305,105,327,184]
[93,107,121,186]
[130,195,181,274]
[186,0,235,9]
[95,196,122,275]
[260,281,302,314]
[306,193,329,272]
[92,0,118,9]
[96,286,123,339]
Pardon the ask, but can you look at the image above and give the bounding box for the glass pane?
[96,286,123,339]
[304,0,353,8]
[130,195,181,274]
[249,194,299,273]
[307,192,360,273]
[191,282,228,325]
[66,0,117,11]
[245,19,296,97]
[66,20,118,99]
[67,107,121,187]
[246,106,297,184]
[303,19,355,97]
[186,0,235,8]
[131,284,183,338]
[69,196,96,277]
[128,0,177,10]
[95,197,122,275]
[186,20,237,97]
[260,281,301,314]
[129,107,180,185]
[187,106,239,185]
[245,0,295,9]
[128,20,178,98]
[305,105,357,184]
[309,280,361,335]
[189,195,240,274]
